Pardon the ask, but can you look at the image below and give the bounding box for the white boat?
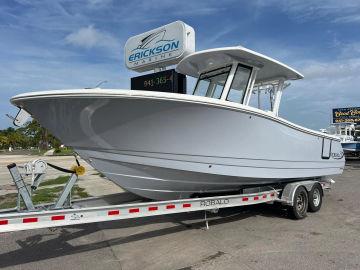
[328,122,360,156]
[10,46,345,200]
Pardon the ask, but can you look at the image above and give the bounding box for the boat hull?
[341,142,360,152]
[11,90,345,200]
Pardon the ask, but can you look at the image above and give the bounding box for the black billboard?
[332,107,360,124]
[131,69,186,94]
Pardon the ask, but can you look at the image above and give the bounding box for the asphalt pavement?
[0,160,359,270]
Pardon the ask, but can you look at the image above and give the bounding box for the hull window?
[226,64,252,103]
[322,138,332,159]
[193,66,231,99]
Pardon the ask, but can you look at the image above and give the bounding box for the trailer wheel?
[308,183,323,212]
[289,186,308,219]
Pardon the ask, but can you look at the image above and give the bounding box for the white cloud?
[87,0,113,8]
[65,25,119,50]
[279,55,360,129]
[301,58,360,80]
[333,14,360,23]
[293,40,360,84]
[253,0,360,24]
[200,26,238,49]
[339,42,360,58]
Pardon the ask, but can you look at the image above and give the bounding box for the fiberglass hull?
[341,142,360,152]
[11,89,345,200]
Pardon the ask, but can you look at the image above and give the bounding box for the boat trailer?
[0,159,334,233]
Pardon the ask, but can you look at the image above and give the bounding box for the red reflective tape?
[148,206,158,211]
[23,217,38,223]
[183,203,191,208]
[0,220,8,225]
[129,208,139,213]
[263,194,267,198]
[242,197,249,201]
[254,196,259,200]
[108,210,120,216]
[166,204,175,209]
[51,215,65,221]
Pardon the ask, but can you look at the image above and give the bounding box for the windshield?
[193,66,231,99]
[226,65,252,103]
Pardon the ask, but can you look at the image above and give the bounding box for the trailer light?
[0,220,8,225]
[23,217,38,223]
[129,208,139,213]
[108,210,120,216]
[51,215,65,221]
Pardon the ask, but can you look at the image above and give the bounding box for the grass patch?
[73,186,89,198]
[53,147,74,156]
[0,193,17,209]
[29,149,48,156]
[0,149,47,156]
[40,175,69,187]
[0,183,90,210]
[92,172,106,178]
[32,186,64,204]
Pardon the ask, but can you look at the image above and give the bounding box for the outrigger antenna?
[5,113,15,121]
[85,80,108,89]
[94,80,108,88]
[283,82,291,89]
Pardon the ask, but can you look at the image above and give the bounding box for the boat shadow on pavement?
[0,203,288,268]
[345,158,360,169]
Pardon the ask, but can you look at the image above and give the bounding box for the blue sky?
[1,0,360,129]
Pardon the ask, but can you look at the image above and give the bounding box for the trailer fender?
[279,180,322,206]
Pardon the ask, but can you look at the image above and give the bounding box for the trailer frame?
[0,161,333,233]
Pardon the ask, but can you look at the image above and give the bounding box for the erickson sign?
[332,107,360,124]
[125,21,195,72]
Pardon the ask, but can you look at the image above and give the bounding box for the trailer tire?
[289,186,308,219]
[308,183,323,212]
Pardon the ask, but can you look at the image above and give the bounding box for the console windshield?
[193,66,231,99]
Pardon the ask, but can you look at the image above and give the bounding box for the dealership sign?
[333,107,360,124]
[125,21,195,72]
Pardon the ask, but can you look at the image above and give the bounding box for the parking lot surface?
[0,161,359,270]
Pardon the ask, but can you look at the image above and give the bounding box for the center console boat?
[10,46,345,200]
